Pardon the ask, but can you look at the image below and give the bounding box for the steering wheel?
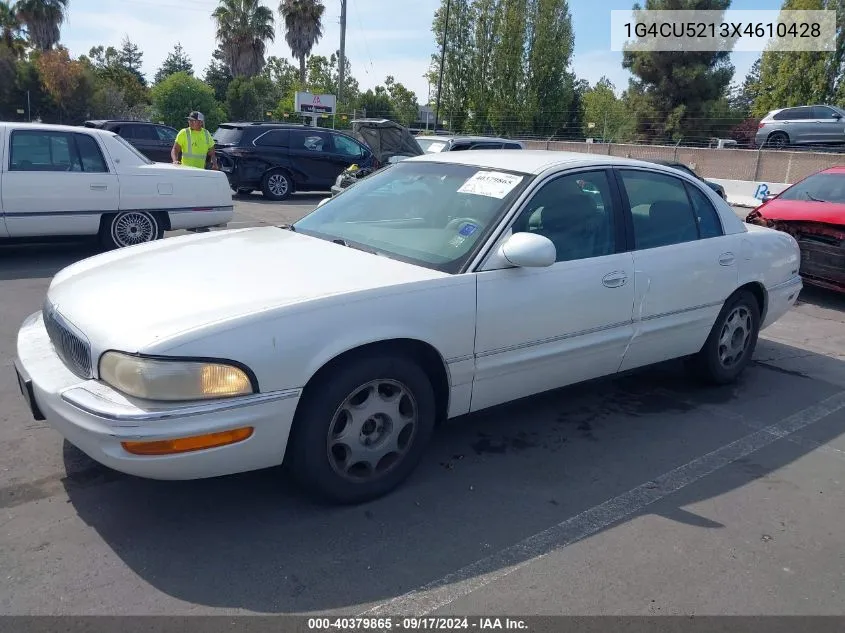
[445,217,483,232]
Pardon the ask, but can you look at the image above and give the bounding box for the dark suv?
[213,122,376,200]
[83,120,178,162]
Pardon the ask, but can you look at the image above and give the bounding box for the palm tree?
[0,1,24,55]
[15,0,67,51]
[212,0,275,78]
[279,0,324,85]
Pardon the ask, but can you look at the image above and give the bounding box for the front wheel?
[286,354,437,504]
[686,289,761,385]
[100,211,164,250]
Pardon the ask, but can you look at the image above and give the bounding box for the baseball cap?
[187,111,205,122]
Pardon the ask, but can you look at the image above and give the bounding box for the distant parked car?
[755,105,845,149]
[416,135,524,153]
[83,120,178,163]
[648,160,726,199]
[745,165,845,293]
[213,122,376,200]
[0,122,233,248]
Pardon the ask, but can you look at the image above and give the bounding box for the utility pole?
[434,0,451,133]
[338,0,347,109]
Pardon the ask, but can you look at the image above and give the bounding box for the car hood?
[350,120,424,163]
[755,199,845,225]
[46,227,448,353]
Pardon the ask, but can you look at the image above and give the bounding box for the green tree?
[82,44,149,108]
[304,52,359,110]
[525,0,575,137]
[117,35,145,86]
[204,44,233,102]
[622,0,734,143]
[581,77,635,142]
[357,87,393,118]
[429,0,473,132]
[151,71,224,129]
[35,46,94,123]
[730,56,761,117]
[383,76,419,125]
[487,0,528,135]
[155,42,193,84]
[15,0,66,50]
[753,0,844,117]
[1,1,26,56]
[279,0,325,84]
[212,0,275,78]
[226,75,276,120]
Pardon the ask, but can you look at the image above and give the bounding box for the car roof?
[403,149,697,175]
[820,166,845,174]
[0,122,115,136]
[416,134,521,144]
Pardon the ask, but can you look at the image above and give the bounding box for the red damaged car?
[746,166,845,293]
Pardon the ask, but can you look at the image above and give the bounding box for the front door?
[472,168,636,412]
[612,167,740,372]
[289,129,347,188]
[2,129,120,238]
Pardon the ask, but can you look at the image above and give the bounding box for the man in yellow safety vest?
[171,111,218,170]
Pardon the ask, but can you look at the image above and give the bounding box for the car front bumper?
[14,311,301,480]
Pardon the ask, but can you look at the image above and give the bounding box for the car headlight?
[98,351,255,401]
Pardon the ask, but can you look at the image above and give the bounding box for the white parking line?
[360,390,845,617]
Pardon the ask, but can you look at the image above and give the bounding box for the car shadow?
[0,239,102,281]
[796,284,845,312]
[59,338,845,614]
[234,192,330,206]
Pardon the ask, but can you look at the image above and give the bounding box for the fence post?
[753,148,762,181]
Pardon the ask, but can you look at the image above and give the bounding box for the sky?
[59,0,775,102]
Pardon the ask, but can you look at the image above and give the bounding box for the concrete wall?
[521,140,843,184]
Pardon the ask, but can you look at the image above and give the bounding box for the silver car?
[755,104,845,149]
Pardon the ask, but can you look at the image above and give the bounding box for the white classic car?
[0,122,233,248]
[15,151,803,504]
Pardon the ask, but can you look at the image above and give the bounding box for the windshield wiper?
[806,192,830,203]
[331,237,380,255]
[277,223,296,231]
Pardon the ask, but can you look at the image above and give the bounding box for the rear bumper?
[167,206,234,231]
[761,276,803,329]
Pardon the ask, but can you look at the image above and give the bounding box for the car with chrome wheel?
[0,123,234,249]
[15,150,802,504]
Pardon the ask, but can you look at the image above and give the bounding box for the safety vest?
[179,127,214,168]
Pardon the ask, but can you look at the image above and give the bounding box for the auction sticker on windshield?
[458,171,523,199]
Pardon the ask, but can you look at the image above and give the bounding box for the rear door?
[2,129,119,237]
[786,106,816,144]
[613,167,739,372]
[289,129,346,188]
[153,125,178,162]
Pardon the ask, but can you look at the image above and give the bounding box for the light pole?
[338,0,347,108]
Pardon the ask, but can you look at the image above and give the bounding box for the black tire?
[766,132,789,149]
[99,211,164,250]
[261,170,293,201]
[286,354,437,504]
[686,289,761,385]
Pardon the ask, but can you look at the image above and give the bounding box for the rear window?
[213,126,244,146]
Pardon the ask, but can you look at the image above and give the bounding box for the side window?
[618,169,700,250]
[332,134,364,157]
[254,130,290,147]
[73,133,109,173]
[684,182,723,239]
[9,131,81,172]
[511,170,617,263]
[503,143,522,149]
[135,125,158,141]
[291,130,331,153]
[814,106,840,120]
[118,125,138,139]
[156,126,177,143]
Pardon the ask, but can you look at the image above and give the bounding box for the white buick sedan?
[15,151,802,504]
[0,123,233,248]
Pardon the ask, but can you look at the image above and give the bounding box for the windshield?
[213,126,244,146]
[417,138,448,153]
[112,135,153,164]
[778,172,845,204]
[293,160,533,273]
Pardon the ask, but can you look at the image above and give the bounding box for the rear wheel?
[261,170,292,201]
[766,132,789,149]
[287,354,437,504]
[99,211,164,250]
[686,289,761,384]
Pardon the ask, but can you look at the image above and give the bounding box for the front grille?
[43,301,93,379]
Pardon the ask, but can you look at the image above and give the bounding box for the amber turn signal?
[121,427,254,456]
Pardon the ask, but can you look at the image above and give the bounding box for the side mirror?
[316,197,330,208]
[500,232,556,268]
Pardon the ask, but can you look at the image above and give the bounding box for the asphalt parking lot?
[2,196,845,616]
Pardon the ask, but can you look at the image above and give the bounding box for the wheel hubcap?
[327,379,418,482]
[718,306,753,368]
[112,212,156,247]
[269,174,288,196]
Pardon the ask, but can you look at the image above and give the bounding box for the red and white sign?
[295,91,337,114]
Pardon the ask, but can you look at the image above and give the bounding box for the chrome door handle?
[90,184,108,190]
[719,252,736,266]
[602,271,628,288]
